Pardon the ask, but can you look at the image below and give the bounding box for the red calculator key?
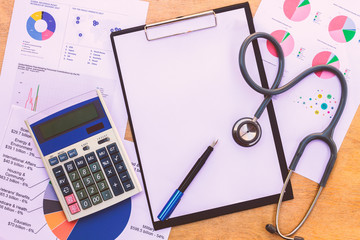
[69,203,81,214]
[65,193,77,205]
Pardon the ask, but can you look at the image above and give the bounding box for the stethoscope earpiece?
[265,224,304,240]
[265,224,277,234]
[232,117,261,147]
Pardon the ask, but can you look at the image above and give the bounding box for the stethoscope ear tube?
[289,133,338,188]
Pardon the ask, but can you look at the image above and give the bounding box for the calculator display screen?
[38,103,99,141]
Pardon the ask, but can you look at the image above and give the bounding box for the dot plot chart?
[295,90,337,118]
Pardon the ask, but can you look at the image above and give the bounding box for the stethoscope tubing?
[239,33,347,137]
[238,32,348,240]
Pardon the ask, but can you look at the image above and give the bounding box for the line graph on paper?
[12,68,42,112]
[11,63,116,113]
[12,66,44,112]
[24,84,40,111]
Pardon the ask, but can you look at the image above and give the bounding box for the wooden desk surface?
[0,1,359,239]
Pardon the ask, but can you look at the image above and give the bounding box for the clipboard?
[111,3,293,230]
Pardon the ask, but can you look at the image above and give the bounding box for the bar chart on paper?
[312,51,340,79]
[266,30,295,57]
[283,0,311,22]
[43,183,132,240]
[328,15,356,43]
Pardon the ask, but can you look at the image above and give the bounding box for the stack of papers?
[0,0,171,239]
[254,0,360,183]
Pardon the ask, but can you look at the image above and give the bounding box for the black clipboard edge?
[243,4,294,196]
[111,2,293,230]
[154,193,282,229]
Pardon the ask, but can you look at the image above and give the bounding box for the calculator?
[25,90,142,221]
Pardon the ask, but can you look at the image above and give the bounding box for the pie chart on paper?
[283,0,311,22]
[328,16,356,43]
[266,30,295,57]
[26,11,56,41]
[312,51,340,79]
[43,183,131,240]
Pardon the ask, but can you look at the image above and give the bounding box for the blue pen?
[157,140,218,221]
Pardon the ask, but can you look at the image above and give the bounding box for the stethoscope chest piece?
[232,117,262,147]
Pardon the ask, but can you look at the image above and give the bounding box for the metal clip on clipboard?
[144,11,217,41]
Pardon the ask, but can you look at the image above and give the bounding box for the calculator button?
[80,198,92,210]
[87,184,99,196]
[119,171,130,183]
[123,180,135,192]
[65,193,77,205]
[89,162,101,173]
[68,171,80,181]
[79,166,90,177]
[98,137,110,145]
[64,161,76,173]
[61,184,73,196]
[97,180,109,192]
[49,157,59,166]
[100,157,111,168]
[53,166,65,178]
[115,161,127,173]
[57,176,68,187]
[93,171,105,182]
[96,148,108,159]
[90,194,102,205]
[75,156,87,168]
[68,149,78,158]
[101,189,113,201]
[83,146,90,151]
[110,153,123,164]
[76,189,88,200]
[72,180,84,191]
[58,153,68,162]
[85,152,97,164]
[108,176,124,196]
[83,176,95,187]
[107,143,118,155]
[69,203,81,214]
[104,166,116,178]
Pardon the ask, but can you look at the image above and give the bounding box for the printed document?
[254,0,360,182]
[0,0,171,239]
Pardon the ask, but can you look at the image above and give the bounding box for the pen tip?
[211,139,218,147]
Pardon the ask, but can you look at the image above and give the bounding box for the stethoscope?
[232,32,347,240]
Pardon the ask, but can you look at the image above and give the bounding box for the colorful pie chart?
[26,11,56,40]
[266,30,295,57]
[43,184,131,240]
[328,16,356,43]
[312,51,340,79]
[283,0,311,22]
